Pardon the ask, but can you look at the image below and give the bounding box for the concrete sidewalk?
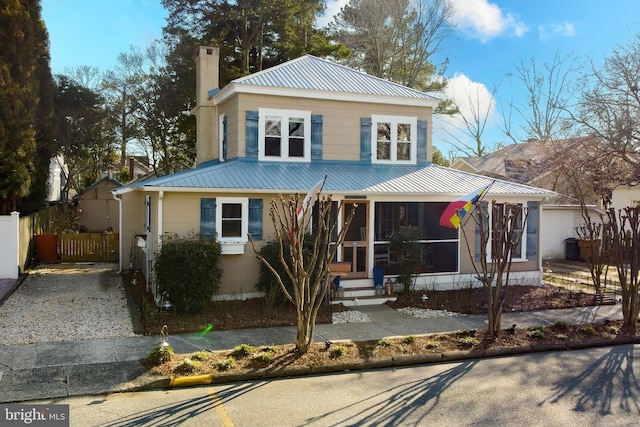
[0,303,625,403]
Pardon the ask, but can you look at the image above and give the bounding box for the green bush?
[255,234,319,302]
[146,343,174,366]
[232,344,256,358]
[154,234,223,314]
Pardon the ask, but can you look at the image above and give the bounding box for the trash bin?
[565,238,580,261]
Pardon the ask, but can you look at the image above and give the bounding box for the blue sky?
[41,0,640,156]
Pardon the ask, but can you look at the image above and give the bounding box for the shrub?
[553,321,569,330]
[154,234,223,314]
[255,234,318,302]
[458,337,479,347]
[528,329,545,339]
[146,343,174,366]
[403,336,417,344]
[253,351,274,363]
[232,344,256,358]
[191,351,210,361]
[216,358,236,371]
[377,338,393,347]
[581,325,596,335]
[177,358,199,373]
[425,341,440,349]
[330,345,347,358]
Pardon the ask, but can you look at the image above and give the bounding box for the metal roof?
[119,158,554,198]
[231,55,439,101]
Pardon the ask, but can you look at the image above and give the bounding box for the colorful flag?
[439,184,491,229]
[297,176,326,222]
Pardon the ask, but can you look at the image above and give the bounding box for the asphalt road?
[24,343,640,426]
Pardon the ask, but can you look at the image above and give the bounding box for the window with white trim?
[258,108,311,162]
[371,115,417,164]
[490,203,526,261]
[216,198,248,243]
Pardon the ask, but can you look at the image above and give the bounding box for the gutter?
[112,190,123,273]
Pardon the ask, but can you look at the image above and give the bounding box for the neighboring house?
[113,46,553,303]
[610,182,640,210]
[450,140,602,260]
[77,177,122,232]
[127,156,151,182]
[47,154,70,202]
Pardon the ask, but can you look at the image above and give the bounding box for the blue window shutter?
[200,198,216,240]
[526,201,538,260]
[248,198,263,240]
[360,117,372,162]
[222,115,228,160]
[311,114,323,160]
[417,120,427,163]
[246,110,259,158]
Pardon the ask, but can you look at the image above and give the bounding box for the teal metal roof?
[119,158,553,197]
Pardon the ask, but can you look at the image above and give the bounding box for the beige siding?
[78,182,120,232]
[119,191,145,268]
[611,185,640,210]
[232,93,433,162]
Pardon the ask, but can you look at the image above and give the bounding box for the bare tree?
[250,193,356,354]
[606,206,640,331]
[501,51,579,144]
[462,201,528,338]
[443,80,497,157]
[575,34,640,170]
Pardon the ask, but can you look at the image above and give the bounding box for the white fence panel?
[0,212,20,278]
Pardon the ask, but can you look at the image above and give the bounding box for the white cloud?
[449,0,529,42]
[538,21,576,41]
[434,73,498,155]
[317,0,349,28]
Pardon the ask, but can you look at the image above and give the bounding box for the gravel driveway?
[0,263,136,346]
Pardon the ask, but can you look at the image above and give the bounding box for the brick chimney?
[194,46,220,165]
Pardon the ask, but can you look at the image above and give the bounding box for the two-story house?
[113,46,553,304]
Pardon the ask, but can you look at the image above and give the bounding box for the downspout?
[158,191,164,250]
[112,191,123,273]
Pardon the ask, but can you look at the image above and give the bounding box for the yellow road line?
[209,389,235,427]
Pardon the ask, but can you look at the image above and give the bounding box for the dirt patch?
[147,320,637,378]
[127,272,614,336]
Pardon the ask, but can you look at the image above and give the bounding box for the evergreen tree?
[0,0,55,214]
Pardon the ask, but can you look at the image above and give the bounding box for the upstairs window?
[258,108,311,162]
[371,115,417,164]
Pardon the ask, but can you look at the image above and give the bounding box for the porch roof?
[117,159,554,199]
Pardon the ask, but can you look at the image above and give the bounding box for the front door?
[341,201,368,278]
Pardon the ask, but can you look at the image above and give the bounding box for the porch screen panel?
[374,202,458,274]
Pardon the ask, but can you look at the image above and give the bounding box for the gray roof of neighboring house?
[230,55,440,101]
[454,141,546,180]
[117,158,553,198]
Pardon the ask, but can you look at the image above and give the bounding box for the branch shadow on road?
[97,382,266,427]
[540,344,640,416]
[302,360,477,426]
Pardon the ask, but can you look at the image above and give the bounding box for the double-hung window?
[491,203,525,261]
[258,108,311,162]
[371,115,417,164]
[217,197,248,245]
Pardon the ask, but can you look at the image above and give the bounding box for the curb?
[153,335,640,390]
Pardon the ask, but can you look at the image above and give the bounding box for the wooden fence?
[58,233,119,262]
